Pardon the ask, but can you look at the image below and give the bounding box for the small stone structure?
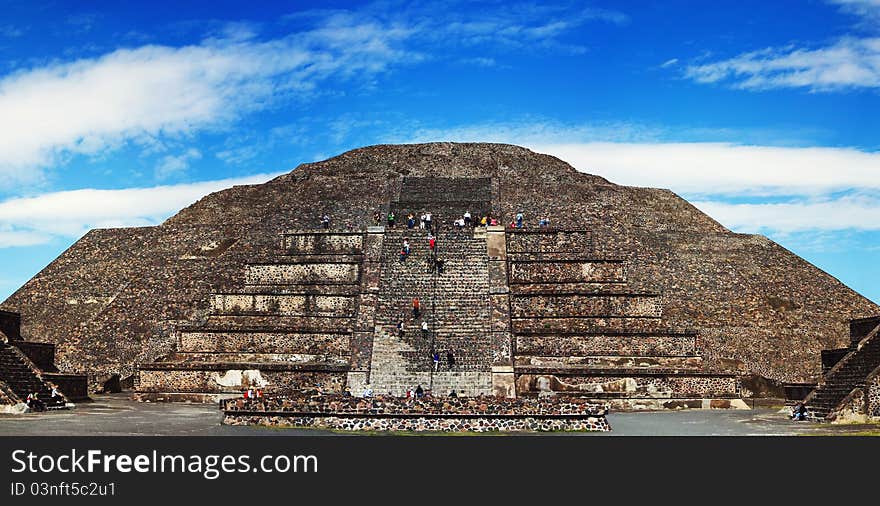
[0,310,88,411]
[806,316,880,422]
[221,394,610,432]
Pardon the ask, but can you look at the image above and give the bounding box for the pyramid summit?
[1,142,877,410]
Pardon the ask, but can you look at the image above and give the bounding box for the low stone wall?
[868,374,880,418]
[509,261,624,284]
[224,414,610,432]
[506,230,592,254]
[510,294,662,318]
[245,263,360,285]
[138,369,346,394]
[221,394,610,432]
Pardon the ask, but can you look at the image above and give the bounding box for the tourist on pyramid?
[516,212,524,228]
[321,214,330,229]
[425,254,435,273]
[419,213,426,229]
[412,297,420,318]
[539,217,550,227]
[425,212,432,231]
[480,215,487,227]
[363,385,373,398]
[403,239,411,255]
[399,247,408,262]
[454,218,464,229]
[421,320,429,339]
[407,213,416,228]
[432,351,440,371]
[387,211,396,227]
[397,320,405,337]
[435,258,445,274]
[415,384,424,398]
[373,211,381,226]
[428,235,436,251]
[447,351,455,370]
[449,389,458,398]
[464,210,472,226]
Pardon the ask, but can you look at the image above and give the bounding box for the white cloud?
[0,15,417,188]
[530,142,880,196]
[395,119,880,232]
[0,172,281,247]
[691,195,880,233]
[829,0,880,24]
[682,2,880,91]
[684,37,880,91]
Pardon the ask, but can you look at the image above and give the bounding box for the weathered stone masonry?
[2,143,876,404]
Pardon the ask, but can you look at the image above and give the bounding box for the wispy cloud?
[682,1,880,92]
[0,14,418,189]
[0,172,281,247]
[691,194,880,233]
[532,142,880,196]
[684,37,880,91]
[155,148,202,180]
[829,0,880,25]
[0,3,628,190]
[390,119,880,233]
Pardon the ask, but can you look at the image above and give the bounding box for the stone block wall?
[245,263,360,285]
[507,230,593,254]
[509,260,625,284]
[516,373,739,397]
[510,294,662,318]
[178,331,350,356]
[138,369,346,394]
[210,293,355,316]
[868,373,880,418]
[515,332,697,357]
[282,233,364,256]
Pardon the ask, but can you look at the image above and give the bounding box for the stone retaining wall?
[509,261,625,284]
[210,294,356,316]
[223,414,610,432]
[282,233,363,255]
[221,394,610,432]
[510,294,662,318]
[179,331,350,355]
[245,263,360,285]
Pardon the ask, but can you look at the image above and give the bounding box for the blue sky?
[0,0,878,303]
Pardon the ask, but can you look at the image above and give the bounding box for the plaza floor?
[1,394,877,436]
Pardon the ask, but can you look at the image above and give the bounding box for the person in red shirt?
[412,297,420,318]
[429,236,435,250]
